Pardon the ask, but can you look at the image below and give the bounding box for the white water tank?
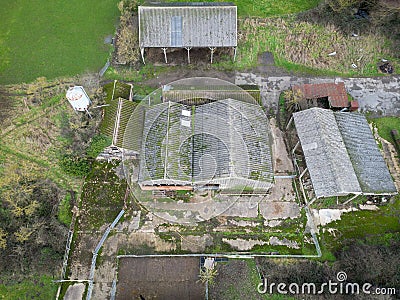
[66,86,91,112]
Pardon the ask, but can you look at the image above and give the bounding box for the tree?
[283,89,305,114]
[14,227,33,243]
[0,228,7,250]
[198,265,219,285]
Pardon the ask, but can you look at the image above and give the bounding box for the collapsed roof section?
[292,82,349,109]
[293,108,396,198]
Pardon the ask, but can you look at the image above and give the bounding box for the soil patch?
[116,256,205,300]
[145,47,234,66]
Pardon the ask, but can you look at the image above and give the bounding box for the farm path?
[140,65,400,117]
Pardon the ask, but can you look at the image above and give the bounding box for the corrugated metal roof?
[293,108,360,198]
[139,98,273,190]
[142,2,235,7]
[294,108,397,198]
[292,82,348,108]
[335,113,397,194]
[139,4,237,48]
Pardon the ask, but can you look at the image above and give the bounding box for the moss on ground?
[80,161,127,230]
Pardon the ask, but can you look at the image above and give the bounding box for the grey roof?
[293,108,396,198]
[139,3,237,48]
[139,99,273,190]
[335,113,397,194]
[293,108,360,198]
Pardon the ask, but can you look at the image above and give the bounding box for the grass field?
[169,0,321,17]
[0,275,57,299]
[372,117,400,145]
[0,0,119,84]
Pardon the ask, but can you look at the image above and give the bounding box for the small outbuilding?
[292,82,358,111]
[138,2,237,64]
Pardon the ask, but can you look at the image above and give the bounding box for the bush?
[86,134,112,159]
[59,154,91,177]
[58,193,73,226]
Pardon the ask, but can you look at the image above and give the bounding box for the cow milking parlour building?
[122,77,274,194]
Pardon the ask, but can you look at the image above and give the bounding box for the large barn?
[125,78,273,192]
[293,108,397,198]
[138,2,237,63]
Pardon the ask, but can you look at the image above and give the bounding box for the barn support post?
[233,47,237,62]
[209,47,216,64]
[140,48,145,64]
[162,48,168,64]
[185,47,192,64]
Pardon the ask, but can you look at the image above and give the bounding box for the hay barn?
[138,2,237,63]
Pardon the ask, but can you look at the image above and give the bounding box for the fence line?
[110,278,117,300]
[99,60,110,77]
[55,204,78,300]
[86,209,125,300]
[61,230,74,279]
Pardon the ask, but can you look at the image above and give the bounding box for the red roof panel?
[292,82,348,108]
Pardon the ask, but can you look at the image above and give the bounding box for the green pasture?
[168,0,322,17]
[372,117,400,145]
[0,0,119,84]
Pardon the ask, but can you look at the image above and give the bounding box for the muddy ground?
[116,257,204,300]
[139,51,290,88]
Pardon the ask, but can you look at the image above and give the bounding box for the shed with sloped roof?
[292,82,349,109]
[293,108,397,198]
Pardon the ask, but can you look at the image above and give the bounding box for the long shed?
[293,108,397,198]
[138,2,237,63]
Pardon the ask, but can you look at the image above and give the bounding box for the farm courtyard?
[0,0,399,299]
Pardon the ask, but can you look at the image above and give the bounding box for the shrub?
[86,134,112,159]
[59,154,91,177]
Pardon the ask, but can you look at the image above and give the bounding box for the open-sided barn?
[138,2,237,63]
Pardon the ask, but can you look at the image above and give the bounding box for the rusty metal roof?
[292,82,348,108]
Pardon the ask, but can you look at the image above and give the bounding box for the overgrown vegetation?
[0,164,66,282]
[0,75,105,297]
[231,16,398,76]
[79,161,129,230]
[371,116,400,145]
[114,0,140,65]
[321,196,400,253]
[58,192,74,226]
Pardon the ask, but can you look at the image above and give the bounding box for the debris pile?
[379,62,394,74]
